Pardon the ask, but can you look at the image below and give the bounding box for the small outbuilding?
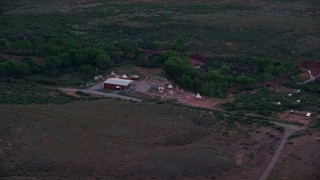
[104,78,134,91]
[130,75,139,80]
[306,112,311,119]
[110,71,117,78]
[122,74,128,79]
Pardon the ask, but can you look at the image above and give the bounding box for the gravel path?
[259,122,306,180]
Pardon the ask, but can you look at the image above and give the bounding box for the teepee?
[196,93,202,99]
[158,85,164,91]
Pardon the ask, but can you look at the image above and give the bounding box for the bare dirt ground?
[268,131,320,180]
[130,67,233,110]
[277,110,311,126]
[189,54,206,67]
[0,99,281,179]
[220,126,283,180]
[59,88,80,97]
[259,122,306,180]
[301,61,320,77]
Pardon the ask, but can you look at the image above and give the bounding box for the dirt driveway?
[135,81,151,93]
[259,122,306,180]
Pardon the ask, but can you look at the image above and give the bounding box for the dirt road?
[259,122,306,180]
[59,88,142,102]
[89,82,104,90]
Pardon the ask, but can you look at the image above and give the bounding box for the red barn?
[104,78,134,91]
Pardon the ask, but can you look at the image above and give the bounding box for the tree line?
[0,37,141,78]
[0,36,298,97]
[159,51,297,97]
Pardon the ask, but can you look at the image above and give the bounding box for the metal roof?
[104,78,133,86]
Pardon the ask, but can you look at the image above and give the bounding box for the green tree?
[256,58,273,74]
[192,78,201,92]
[77,64,96,76]
[202,82,216,96]
[103,43,116,57]
[205,70,224,83]
[95,53,113,69]
[172,36,185,51]
[164,56,181,77]
[116,40,137,57]
[235,76,257,90]
[179,74,193,89]
[156,50,179,65]
[84,47,105,64]
[73,50,87,66]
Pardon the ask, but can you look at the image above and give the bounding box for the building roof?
[104,78,133,86]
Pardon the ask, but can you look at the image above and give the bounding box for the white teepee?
[122,74,128,79]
